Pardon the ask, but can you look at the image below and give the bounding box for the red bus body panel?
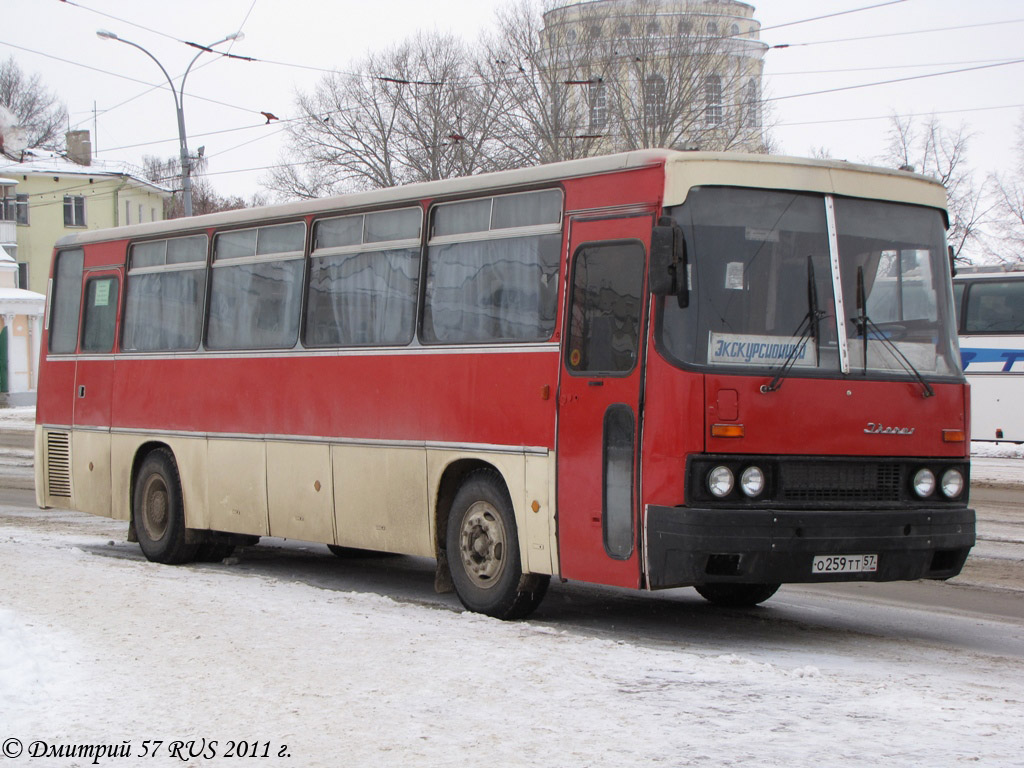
[702,375,969,459]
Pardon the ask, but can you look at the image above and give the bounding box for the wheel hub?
[141,476,169,541]
[459,501,507,588]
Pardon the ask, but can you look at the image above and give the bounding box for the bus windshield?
[659,187,962,380]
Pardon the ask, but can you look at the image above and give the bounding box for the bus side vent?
[45,431,72,498]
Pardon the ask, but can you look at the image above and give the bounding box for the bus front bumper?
[644,505,976,590]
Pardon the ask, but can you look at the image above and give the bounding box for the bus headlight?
[913,468,936,498]
[740,466,765,497]
[708,466,734,498]
[941,468,965,499]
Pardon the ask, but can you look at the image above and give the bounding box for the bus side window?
[208,222,305,350]
[49,249,85,354]
[964,280,1024,333]
[81,276,120,353]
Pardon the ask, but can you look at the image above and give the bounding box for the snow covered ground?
[2,507,1024,768]
[2,406,1023,767]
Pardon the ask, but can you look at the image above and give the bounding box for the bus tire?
[446,469,549,620]
[133,448,198,565]
[695,583,780,607]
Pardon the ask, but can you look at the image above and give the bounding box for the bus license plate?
[812,554,878,574]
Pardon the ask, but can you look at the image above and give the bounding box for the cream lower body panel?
[43,427,560,576]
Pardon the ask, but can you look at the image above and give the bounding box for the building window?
[644,74,667,126]
[125,200,131,225]
[588,79,607,131]
[64,195,86,227]
[705,75,723,126]
[744,79,760,128]
[731,23,740,36]
[647,20,661,35]
[706,21,718,35]
[677,19,692,35]
[0,189,23,223]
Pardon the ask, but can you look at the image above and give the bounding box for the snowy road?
[2,498,1023,768]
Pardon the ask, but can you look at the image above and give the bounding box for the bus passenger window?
[567,242,644,374]
[422,190,563,345]
[208,222,305,350]
[49,248,85,354]
[306,208,421,347]
[123,235,207,352]
[81,277,120,353]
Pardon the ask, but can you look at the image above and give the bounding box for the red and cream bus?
[35,149,975,619]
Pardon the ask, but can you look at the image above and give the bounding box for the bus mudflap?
[643,505,976,590]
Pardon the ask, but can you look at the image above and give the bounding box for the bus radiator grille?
[779,462,901,502]
[45,431,72,498]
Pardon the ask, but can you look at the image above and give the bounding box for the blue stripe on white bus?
[960,347,1024,371]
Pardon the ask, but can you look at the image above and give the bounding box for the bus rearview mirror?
[650,217,688,307]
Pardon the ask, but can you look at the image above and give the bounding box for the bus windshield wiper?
[761,256,825,393]
[853,266,935,398]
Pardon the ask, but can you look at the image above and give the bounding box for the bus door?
[72,268,122,517]
[557,215,651,588]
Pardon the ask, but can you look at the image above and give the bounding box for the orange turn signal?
[942,429,966,443]
[711,423,745,438]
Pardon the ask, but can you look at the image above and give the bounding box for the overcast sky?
[3,0,1022,199]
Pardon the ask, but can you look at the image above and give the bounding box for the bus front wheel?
[446,470,548,620]
[133,448,198,565]
[695,583,780,607]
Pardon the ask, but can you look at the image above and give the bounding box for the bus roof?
[55,149,949,248]
[662,152,949,213]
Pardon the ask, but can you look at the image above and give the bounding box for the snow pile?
[1,518,1023,767]
[973,441,1024,459]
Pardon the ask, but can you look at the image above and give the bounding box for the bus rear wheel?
[133,448,198,565]
[695,583,780,607]
[446,470,548,620]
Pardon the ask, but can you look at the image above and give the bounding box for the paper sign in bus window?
[725,262,744,290]
[94,280,110,307]
[709,332,817,367]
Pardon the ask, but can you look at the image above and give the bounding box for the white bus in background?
[953,266,1024,442]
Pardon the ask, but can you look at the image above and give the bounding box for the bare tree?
[267,1,771,198]
[266,32,510,198]
[480,0,600,166]
[143,155,265,218]
[987,113,1024,263]
[0,56,69,154]
[884,114,992,262]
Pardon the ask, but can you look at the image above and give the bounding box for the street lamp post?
[97,29,243,217]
